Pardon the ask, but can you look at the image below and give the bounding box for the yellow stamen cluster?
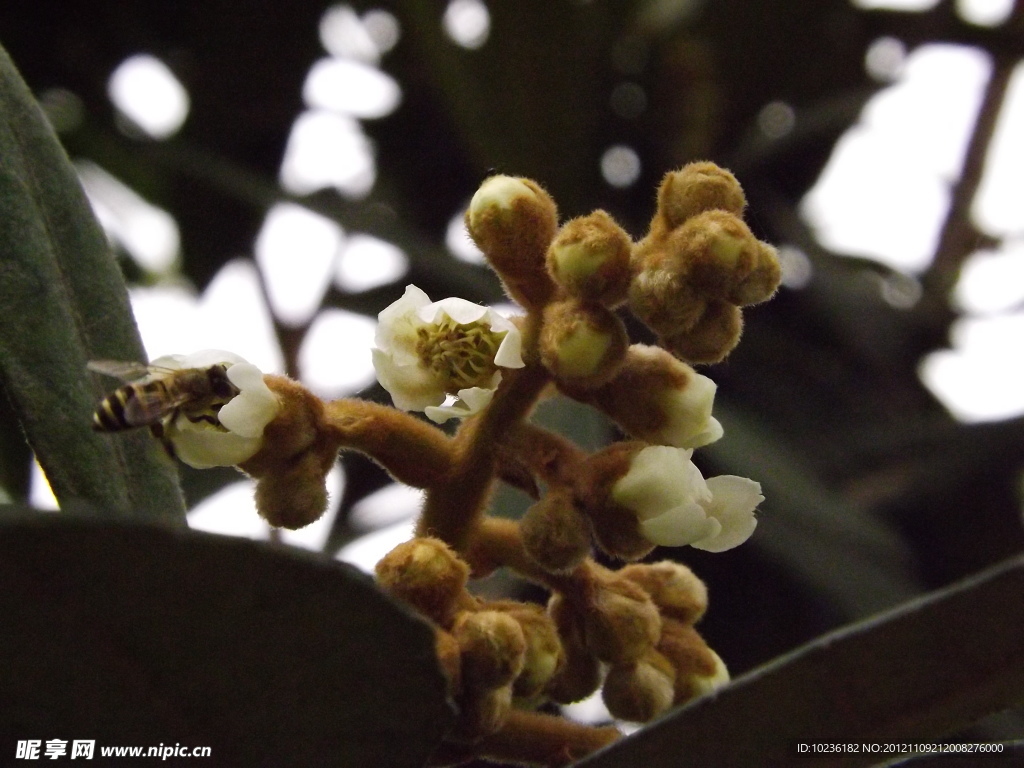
[416,319,505,393]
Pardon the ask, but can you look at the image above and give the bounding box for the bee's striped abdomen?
[92,388,134,431]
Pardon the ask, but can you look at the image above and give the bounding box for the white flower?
[154,349,279,469]
[372,284,524,423]
[651,370,723,449]
[611,446,761,551]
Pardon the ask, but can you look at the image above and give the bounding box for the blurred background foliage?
[2,0,1024,749]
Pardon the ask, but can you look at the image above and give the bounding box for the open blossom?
[611,446,762,551]
[156,350,279,469]
[372,284,524,423]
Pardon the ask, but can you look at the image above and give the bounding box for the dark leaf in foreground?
[0,517,453,768]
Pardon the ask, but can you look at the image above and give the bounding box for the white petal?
[611,446,709,520]
[372,348,445,411]
[455,385,495,412]
[179,349,250,369]
[640,503,720,547]
[168,417,262,469]
[375,285,430,350]
[689,417,724,449]
[419,296,488,325]
[493,325,525,368]
[690,475,762,552]
[424,386,495,423]
[653,372,722,448]
[225,361,266,391]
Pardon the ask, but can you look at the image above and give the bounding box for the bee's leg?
[149,422,177,460]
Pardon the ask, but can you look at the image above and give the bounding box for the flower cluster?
[92,162,780,767]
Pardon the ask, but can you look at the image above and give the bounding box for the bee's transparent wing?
[87,360,172,382]
[121,387,175,425]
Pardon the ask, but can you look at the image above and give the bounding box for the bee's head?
[209,364,240,399]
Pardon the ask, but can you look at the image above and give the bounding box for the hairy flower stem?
[469,517,601,598]
[474,709,621,766]
[499,422,589,488]
[416,360,551,552]
[323,399,454,488]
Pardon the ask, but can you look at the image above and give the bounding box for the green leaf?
[577,553,1024,768]
[0,516,453,766]
[0,44,184,522]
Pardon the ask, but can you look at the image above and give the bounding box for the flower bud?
[520,490,593,574]
[602,650,676,723]
[492,602,565,701]
[661,300,742,365]
[657,619,730,705]
[454,610,527,691]
[618,561,708,625]
[453,684,513,740]
[466,175,559,310]
[651,162,746,237]
[728,241,782,306]
[583,345,723,449]
[583,576,662,665]
[540,299,628,388]
[252,450,331,529]
[546,210,632,306]
[375,537,470,628]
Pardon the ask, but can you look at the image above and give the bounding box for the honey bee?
[89,360,240,434]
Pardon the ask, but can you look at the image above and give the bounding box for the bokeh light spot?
[443,0,490,49]
[107,54,189,139]
[600,145,642,188]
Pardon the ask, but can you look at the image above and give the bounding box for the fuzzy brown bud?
[520,490,593,574]
[241,375,338,529]
[466,175,559,310]
[452,684,513,740]
[661,300,742,365]
[547,210,632,306]
[657,618,730,705]
[652,162,746,237]
[492,602,565,701]
[375,537,470,628]
[540,299,628,388]
[618,561,708,625]
[729,240,782,306]
[602,650,676,723]
[454,610,527,691]
[252,450,331,529]
[583,576,662,664]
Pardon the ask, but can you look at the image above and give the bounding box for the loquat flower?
[152,350,279,469]
[371,285,524,423]
[611,445,762,551]
[582,345,723,449]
